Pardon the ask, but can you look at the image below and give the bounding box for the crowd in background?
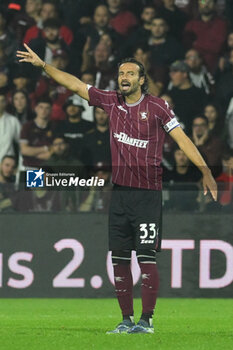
[0,0,233,213]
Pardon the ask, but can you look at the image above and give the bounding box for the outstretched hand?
[202,170,218,201]
[16,43,44,68]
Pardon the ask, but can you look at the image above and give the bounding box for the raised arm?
[17,44,89,101]
[169,126,217,201]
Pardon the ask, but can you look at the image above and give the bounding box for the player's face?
[118,63,144,97]
[95,107,109,126]
[0,158,16,178]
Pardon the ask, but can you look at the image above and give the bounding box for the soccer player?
[17,44,217,334]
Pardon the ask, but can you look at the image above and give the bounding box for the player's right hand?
[16,43,44,68]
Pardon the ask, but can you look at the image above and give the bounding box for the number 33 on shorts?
[139,223,159,244]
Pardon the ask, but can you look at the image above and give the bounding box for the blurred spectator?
[76,71,95,122]
[28,18,70,66]
[11,67,33,97]
[81,41,117,90]
[172,0,198,18]
[0,155,17,212]
[9,0,42,45]
[183,0,227,72]
[0,93,20,163]
[163,148,201,211]
[216,49,233,113]
[168,60,208,133]
[81,107,111,171]
[148,17,184,67]
[44,136,85,212]
[106,0,138,37]
[16,187,61,212]
[59,0,97,31]
[159,0,187,40]
[133,44,165,96]
[203,103,223,137]
[225,0,233,28]
[0,69,10,98]
[185,49,215,95]
[8,90,34,125]
[0,43,10,73]
[76,5,120,55]
[24,0,73,46]
[32,48,72,120]
[79,162,112,213]
[225,97,233,150]
[20,97,54,169]
[191,115,224,177]
[123,4,157,57]
[216,150,233,209]
[218,31,233,73]
[0,8,17,64]
[55,95,94,160]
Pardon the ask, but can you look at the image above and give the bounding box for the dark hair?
[36,96,52,105]
[222,149,233,161]
[1,155,17,164]
[43,18,61,29]
[118,57,149,94]
[192,115,209,125]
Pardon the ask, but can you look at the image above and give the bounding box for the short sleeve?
[88,86,116,110]
[158,99,180,133]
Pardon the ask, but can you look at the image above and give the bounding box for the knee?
[136,249,156,264]
[112,250,131,265]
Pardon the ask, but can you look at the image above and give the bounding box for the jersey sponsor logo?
[113,132,149,149]
[117,105,127,113]
[164,118,180,133]
[140,112,148,121]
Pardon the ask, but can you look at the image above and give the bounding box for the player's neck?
[125,90,143,104]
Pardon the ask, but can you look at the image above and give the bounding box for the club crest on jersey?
[140,112,148,121]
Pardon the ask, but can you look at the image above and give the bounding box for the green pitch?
[0,299,232,350]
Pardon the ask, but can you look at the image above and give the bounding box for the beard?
[46,37,59,44]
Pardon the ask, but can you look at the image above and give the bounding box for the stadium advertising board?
[0,213,232,297]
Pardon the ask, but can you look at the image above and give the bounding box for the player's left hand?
[202,170,217,201]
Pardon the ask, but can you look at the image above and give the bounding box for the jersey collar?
[125,94,145,107]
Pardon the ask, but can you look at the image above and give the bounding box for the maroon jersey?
[88,87,180,190]
[20,120,54,167]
